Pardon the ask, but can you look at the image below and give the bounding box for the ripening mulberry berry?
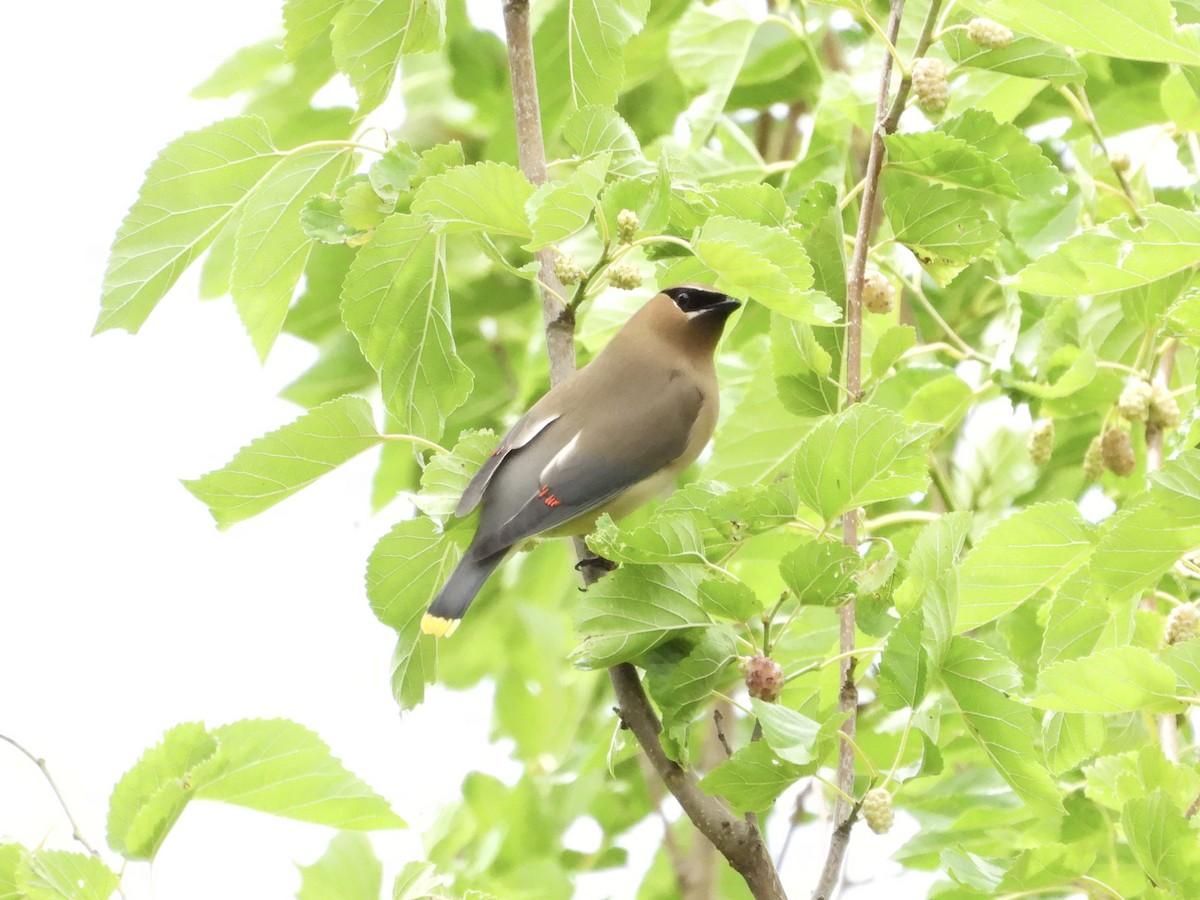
[554,252,584,285]
[862,270,895,314]
[1118,381,1153,422]
[1028,419,1054,465]
[743,655,785,703]
[608,263,643,290]
[616,208,640,244]
[1148,381,1182,429]
[912,58,949,112]
[1165,603,1199,645]
[1083,435,1104,480]
[1101,427,1135,476]
[862,788,894,834]
[967,18,1013,49]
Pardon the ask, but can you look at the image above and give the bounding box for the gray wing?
[469,379,704,559]
[455,412,559,517]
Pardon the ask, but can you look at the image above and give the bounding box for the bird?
[421,283,742,637]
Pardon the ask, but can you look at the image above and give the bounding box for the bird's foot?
[575,555,618,572]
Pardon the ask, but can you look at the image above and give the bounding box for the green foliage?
[85,0,1200,896]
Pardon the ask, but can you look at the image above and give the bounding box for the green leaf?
[707,182,791,227]
[562,106,645,175]
[959,0,1200,64]
[564,0,650,109]
[883,131,1020,198]
[1161,639,1200,694]
[879,609,928,710]
[97,117,281,334]
[283,0,344,59]
[232,147,350,359]
[586,512,709,566]
[792,404,934,522]
[411,162,534,239]
[942,30,1085,85]
[707,361,819,486]
[331,0,446,116]
[574,565,710,668]
[692,216,837,324]
[648,628,738,740]
[897,511,972,665]
[778,541,862,606]
[367,518,460,709]
[870,325,917,381]
[668,2,756,146]
[1033,647,1184,714]
[1014,205,1200,296]
[698,740,805,813]
[1088,449,1200,599]
[392,861,447,900]
[941,636,1064,815]
[341,213,473,441]
[956,501,1095,633]
[191,40,286,98]
[412,430,495,520]
[697,578,762,622]
[196,719,404,828]
[369,141,421,204]
[1122,791,1200,895]
[107,723,220,861]
[526,154,610,250]
[752,698,821,765]
[885,183,1001,286]
[1042,711,1105,775]
[15,850,119,900]
[0,844,21,900]
[297,832,382,900]
[1085,745,1200,812]
[1010,345,1098,399]
[183,395,381,529]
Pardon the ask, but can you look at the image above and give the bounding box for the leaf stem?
[865,509,940,530]
[1057,85,1144,225]
[379,433,449,454]
[784,646,883,684]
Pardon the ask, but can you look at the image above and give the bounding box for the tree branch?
[501,3,784,897]
[813,2,905,898]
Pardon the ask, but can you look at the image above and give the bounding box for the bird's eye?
[677,292,690,304]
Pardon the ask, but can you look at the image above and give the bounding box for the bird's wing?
[470,375,705,559]
[455,411,560,517]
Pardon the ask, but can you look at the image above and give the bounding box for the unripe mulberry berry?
[1101,427,1135,476]
[862,270,894,314]
[967,18,1013,50]
[912,58,949,112]
[616,208,640,244]
[1110,152,1131,173]
[743,655,784,703]
[1028,419,1054,465]
[862,788,894,834]
[608,263,643,290]
[1083,435,1105,480]
[1165,603,1199,645]
[1148,381,1182,429]
[1118,381,1153,422]
[554,252,584,285]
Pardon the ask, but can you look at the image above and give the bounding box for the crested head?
[627,282,741,358]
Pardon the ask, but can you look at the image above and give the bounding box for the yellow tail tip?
[421,614,460,638]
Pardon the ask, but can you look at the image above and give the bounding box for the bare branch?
[813,1,907,897]
[501,3,784,896]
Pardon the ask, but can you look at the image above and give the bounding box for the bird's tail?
[421,549,506,637]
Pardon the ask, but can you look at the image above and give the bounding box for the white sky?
[0,2,926,898]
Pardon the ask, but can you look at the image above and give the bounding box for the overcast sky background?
[0,3,931,897]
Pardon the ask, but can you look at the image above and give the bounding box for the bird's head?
[662,283,742,322]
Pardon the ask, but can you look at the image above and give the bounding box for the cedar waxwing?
[422,284,741,637]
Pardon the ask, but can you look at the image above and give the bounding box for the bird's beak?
[707,298,742,317]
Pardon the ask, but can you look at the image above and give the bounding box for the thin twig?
[1057,85,1144,224]
[881,0,943,134]
[0,733,128,899]
[812,2,906,898]
[501,3,784,897]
